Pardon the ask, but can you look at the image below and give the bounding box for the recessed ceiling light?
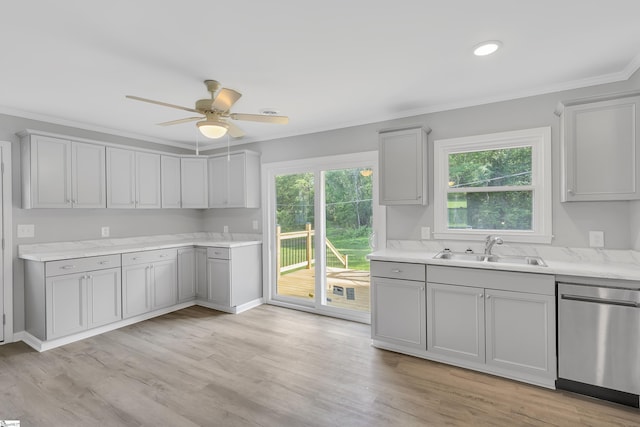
[473,40,502,56]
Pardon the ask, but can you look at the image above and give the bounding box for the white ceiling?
[2,1,640,150]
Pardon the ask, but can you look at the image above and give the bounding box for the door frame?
[1,141,13,343]
[261,151,385,323]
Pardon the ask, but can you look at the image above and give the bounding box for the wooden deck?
[277,267,370,312]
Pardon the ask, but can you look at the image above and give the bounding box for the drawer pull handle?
[61,265,75,270]
[160,254,167,257]
[133,257,141,260]
[391,269,401,273]
[98,261,110,265]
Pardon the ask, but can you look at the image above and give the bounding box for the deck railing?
[276,223,348,274]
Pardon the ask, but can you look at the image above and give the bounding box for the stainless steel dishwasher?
[557,282,640,407]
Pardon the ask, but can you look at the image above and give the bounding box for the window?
[434,127,552,243]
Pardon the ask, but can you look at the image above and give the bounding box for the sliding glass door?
[266,152,383,322]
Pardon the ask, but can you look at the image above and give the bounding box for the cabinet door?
[485,289,556,380]
[106,148,136,208]
[177,248,196,302]
[161,155,182,208]
[379,128,427,205]
[227,153,246,207]
[152,259,177,309]
[208,155,228,207]
[181,157,208,208]
[427,282,484,363]
[207,258,231,306]
[122,264,151,318]
[73,142,106,208]
[46,272,87,339]
[87,267,122,329]
[31,135,73,208]
[562,95,640,201]
[371,277,426,350]
[136,152,161,209]
[195,248,208,299]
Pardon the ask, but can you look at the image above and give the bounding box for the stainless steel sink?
[433,252,487,262]
[433,251,546,267]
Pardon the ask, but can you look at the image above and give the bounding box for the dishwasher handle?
[561,293,640,308]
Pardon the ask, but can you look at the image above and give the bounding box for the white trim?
[433,127,552,244]
[0,141,13,344]
[261,151,384,324]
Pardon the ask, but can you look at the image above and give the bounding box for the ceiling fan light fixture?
[473,40,502,56]
[197,119,229,139]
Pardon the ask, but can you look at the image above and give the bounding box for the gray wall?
[1,114,202,333]
[204,70,640,250]
[3,68,640,334]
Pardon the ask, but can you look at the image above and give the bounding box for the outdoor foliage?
[448,147,533,230]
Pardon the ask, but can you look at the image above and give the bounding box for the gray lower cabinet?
[370,261,426,350]
[426,265,556,386]
[177,247,196,302]
[195,248,208,299]
[25,254,122,341]
[204,244,262,310]
[427,282,483,362]
[122,249,177,319]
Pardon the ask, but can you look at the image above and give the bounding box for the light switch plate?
[589,231,604,248]
[252,220,259,230]
[17,224,35,238]
[101,226,110,237]
[223,225,229,233]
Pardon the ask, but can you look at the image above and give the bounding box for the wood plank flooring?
[0,304,638,426]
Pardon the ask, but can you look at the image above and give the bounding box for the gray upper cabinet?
[560,93,640,201]
[208,151,260,208]
[181,157,208,208]
[161,155,182,208]
[379,127,429,205]
[107,148,161,209]
[21,133,106,209]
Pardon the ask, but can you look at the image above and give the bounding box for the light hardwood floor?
[0,305,638,426]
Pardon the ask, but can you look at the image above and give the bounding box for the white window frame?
[433,127,552,244]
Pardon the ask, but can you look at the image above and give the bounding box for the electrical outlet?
[223,225,229,233]
[17,224,35,238]
[421,226,431,240]
[252,220,259,230]
[101,226,110,238]
[589,231,604,248]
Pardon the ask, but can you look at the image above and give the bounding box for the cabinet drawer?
[207,247,230,260]
[46,254,121,277]
[122,248,177,266]
[371,261,425,282]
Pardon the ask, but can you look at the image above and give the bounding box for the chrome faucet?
[484,235,503,255]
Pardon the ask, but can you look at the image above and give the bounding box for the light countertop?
[368,246,640,285]
[18,233,262,262]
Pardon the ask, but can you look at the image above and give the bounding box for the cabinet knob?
[567,189,575,195]
[479,293,484,298]
[486,294,491,299]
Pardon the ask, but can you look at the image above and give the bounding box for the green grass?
[279,231,372,272]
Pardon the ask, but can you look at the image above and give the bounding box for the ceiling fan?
[126,79,288,139]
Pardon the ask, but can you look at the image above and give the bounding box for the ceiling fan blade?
[226,121,245,138]
[126,95,199,114]
[157,116,203,126]
[212,88,242,112]
[230,113,289,124]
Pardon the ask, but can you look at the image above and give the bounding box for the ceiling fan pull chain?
[227,134,231,162]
